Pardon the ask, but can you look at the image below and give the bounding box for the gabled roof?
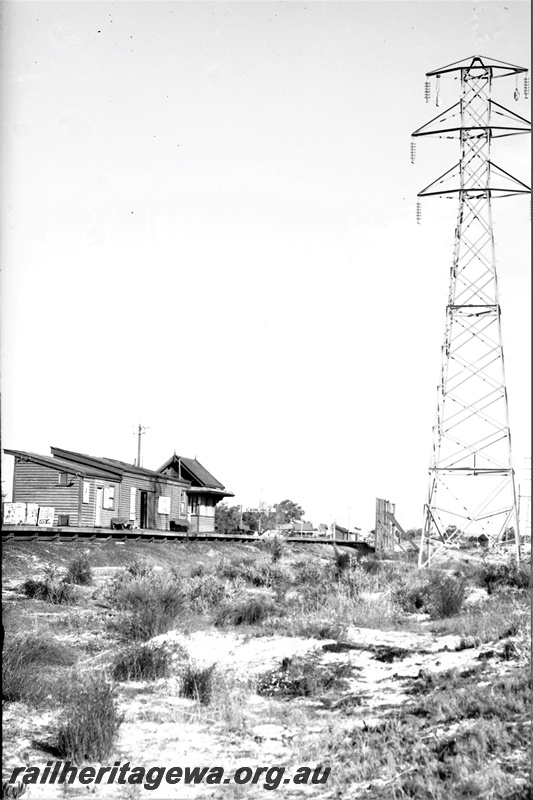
[157,454,225,490]
[4,449,118,481]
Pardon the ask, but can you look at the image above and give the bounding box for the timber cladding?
[13,460,81,526]
[9,454,189,531]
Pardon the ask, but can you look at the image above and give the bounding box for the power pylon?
[412,55,530,566]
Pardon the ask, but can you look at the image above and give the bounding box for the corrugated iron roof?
[4,449,118,480]
[50,447,189,485]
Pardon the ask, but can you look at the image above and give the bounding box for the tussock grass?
[22,566,76,605]
[3,632,76,704]
[56,674,123,763]
[109,575,184,641]
[299,665,530,798]
[126,557,155,579]
[111,644,171,682]
[65,555,93,586]
[214,596,276,627]
[410,667,530,722]
[180,663,216,704]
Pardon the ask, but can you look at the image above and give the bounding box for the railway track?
[2,527,373,551]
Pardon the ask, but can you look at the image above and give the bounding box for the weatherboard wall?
[12,459,81,525]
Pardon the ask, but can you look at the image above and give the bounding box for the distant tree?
[402,528,421,541]
[242,509,277,533]
[214,503,241,535]
[274,499,304,524]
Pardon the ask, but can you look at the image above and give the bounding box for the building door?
[140,491,148,529]
[95,487,103,527]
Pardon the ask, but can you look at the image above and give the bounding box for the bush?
[214,597,275,627]
[333,549,352,577]
[65,555,93,586]
[217,556,278,587]
[180,663,216,704]
[22,567,76,605]
[425,572,466,619]
[126,558,155,579]
[110,577,184,641]
[294,558,334,587]
[111,644,171,682]
[478,561,530,594]
[2,633,76,704]
[393,570,466,618]
[185,574,236,613]
[56,674,123,764]
[257,656,351,698]
[258,534,286,562]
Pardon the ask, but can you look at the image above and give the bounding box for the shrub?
[217,556,273,586]
[2,633,76,704]
[111,645,171,682]
[22,571,76,605]
[65,555,93,586]
[294,558,335,588]
[425,572,466,619]
[185,574,236,613]
[478,561,530,594]
[180,663,216,704]
[56,674,123,763]
[393,570,466,618]
[214,597,275,627]
[333,549,352,577]
[110,577,184,641]
[258,533,286,562]
[126,558,154,579]
[257,656,351,698]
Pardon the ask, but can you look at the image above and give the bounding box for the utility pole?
[412,55,530,566]
[134,423,149,467]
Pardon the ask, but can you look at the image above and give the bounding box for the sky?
[2,0,530,531]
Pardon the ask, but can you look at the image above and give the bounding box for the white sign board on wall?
[37,507,55,527]
[26,504,39,525]
[157,496,171,515]
[3,503,27,524]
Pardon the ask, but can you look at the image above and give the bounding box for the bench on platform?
[110,517,134,530]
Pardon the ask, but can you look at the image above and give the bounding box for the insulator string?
[424,81,431,103]
[524,74,530,100]
[514,74,520,101]
[410,141,416,164]
[416,202,422,225]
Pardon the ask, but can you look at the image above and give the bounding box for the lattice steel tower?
[412,55,530,566]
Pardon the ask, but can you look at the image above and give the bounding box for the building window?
[103,486,115,510]
[180,491,187,516]
[58,472,69,486]
[83,482,90,503]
